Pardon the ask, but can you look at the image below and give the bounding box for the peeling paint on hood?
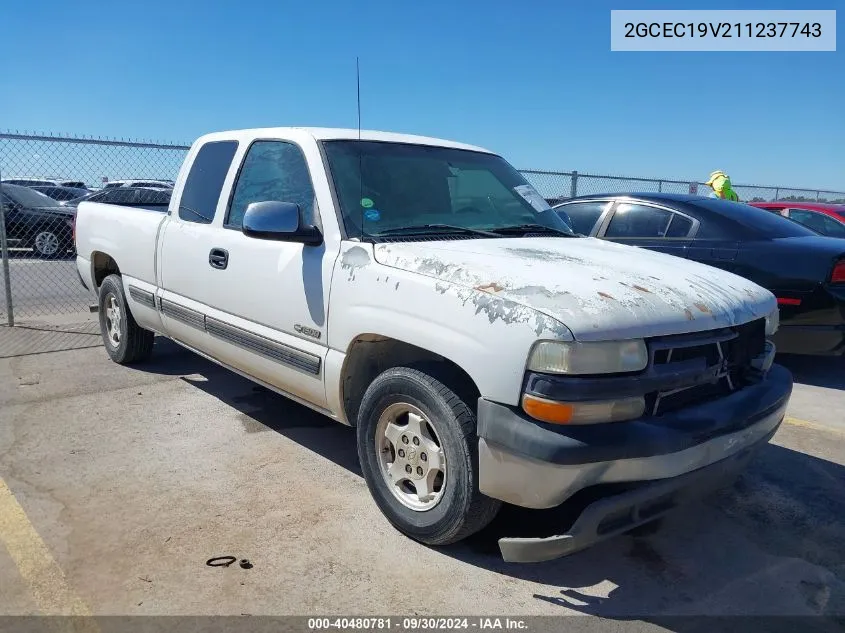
[373,237,776,341]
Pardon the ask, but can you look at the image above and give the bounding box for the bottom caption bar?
[0,616,842,633]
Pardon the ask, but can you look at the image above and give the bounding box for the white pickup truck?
[75,127,792,562]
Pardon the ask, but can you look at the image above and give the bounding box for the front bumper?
[496,432,771,563]
[476,363,792,561]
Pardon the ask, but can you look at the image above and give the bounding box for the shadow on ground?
[135,338,360,474]
[142,339,845,629]
[778,354,845,390]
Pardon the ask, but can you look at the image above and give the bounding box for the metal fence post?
[658,180,663,193]
[774,187,779,201]
[0,158,14,326]
[0,164,13,326]
[816,191,821,201]
[570,171,578,198]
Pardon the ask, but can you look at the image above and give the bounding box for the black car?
[553,193,845,356]
[63,186,172,210]
[1,184,76,258]
[30,185,91,202]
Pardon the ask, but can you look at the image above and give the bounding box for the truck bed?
[75,201,168,292]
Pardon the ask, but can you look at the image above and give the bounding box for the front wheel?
[356,367,501,546]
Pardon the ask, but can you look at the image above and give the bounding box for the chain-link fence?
[1,131,843,357]
[0,133,189,357]
[521,170,845,205]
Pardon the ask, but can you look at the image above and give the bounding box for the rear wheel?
[98,274,154,364]
[356,367,500,545]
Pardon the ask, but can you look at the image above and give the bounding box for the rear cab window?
[178,141,239,224]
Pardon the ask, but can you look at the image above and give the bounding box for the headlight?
[765,307,779,337]
[527,340,648,374]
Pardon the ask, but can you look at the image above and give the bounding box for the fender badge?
[294,324,322,339]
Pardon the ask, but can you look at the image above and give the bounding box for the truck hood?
[373,237,776,341]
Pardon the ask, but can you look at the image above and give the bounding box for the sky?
[1,0,843,190]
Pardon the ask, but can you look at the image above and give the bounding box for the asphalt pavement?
[0,338,843,629]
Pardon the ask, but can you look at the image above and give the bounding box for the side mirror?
[242,201,323,246]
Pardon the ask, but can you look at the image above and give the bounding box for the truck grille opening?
[647,318,766,417]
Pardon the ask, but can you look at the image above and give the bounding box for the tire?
[98,274,155,364]
[30,228,64,259]
[356,366,501,546]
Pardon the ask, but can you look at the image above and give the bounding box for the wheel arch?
[339,334,481,427]
[90,251,121,290]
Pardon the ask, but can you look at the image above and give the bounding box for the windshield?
[321,141,575,239]
[1,184,63,208]
[693,197,817,239]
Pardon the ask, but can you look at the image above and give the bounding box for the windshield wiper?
[490,223,577,237]
[374,224,501,238]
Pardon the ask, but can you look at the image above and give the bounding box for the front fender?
[327,249,571,407]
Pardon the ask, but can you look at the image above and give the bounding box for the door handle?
[209,248,229,270]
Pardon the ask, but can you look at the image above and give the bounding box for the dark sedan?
[30,185,91,202]
[62,186,172,210]
[1,184,75,258]
[553,193,845,356]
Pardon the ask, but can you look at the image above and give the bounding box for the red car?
[750,201,845,238]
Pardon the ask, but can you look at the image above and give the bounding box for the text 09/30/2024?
[307,618,529,631]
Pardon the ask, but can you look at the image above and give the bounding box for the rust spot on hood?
[476,282,505,293]
[684,308,694,321]
[632,284,652,294]
[597,291,615,300]
[694,302,712,314]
